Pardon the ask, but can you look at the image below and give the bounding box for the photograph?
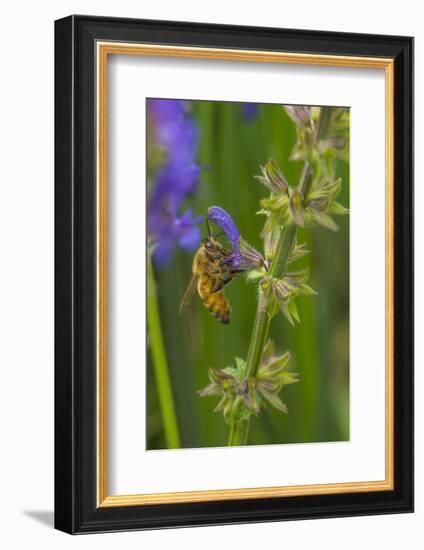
[146,98,350,450]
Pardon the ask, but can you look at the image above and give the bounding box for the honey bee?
[179,235,243,324]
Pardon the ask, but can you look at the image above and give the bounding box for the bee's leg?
[208,265,233,276]
[214,264,243,275]
[211,276,234,293]
[210,268,244,293]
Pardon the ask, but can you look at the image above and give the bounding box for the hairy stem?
[270,223,297,279]
[228,416,250,446]
[147,254,181,449]
[245,307,271,378]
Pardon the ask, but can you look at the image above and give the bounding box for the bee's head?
[204,235,226,255]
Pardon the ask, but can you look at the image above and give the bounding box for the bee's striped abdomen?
[198,275,231,324]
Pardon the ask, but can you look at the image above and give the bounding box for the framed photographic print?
[54,15,414,534]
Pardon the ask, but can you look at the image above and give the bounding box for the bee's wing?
[178,273,199,313]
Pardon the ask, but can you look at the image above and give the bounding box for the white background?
[0,1,420,548]
[108,57,386,495]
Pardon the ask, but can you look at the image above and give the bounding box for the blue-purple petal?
[152,240,175,267]
[207,206,242,267]
[207,206,240,249]
[178,226,201,251]
[241,103,258,121]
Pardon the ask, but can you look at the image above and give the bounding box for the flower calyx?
[198,348,298,420]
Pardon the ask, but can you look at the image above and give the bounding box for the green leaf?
[246,269,266,282]
[281,372,300,385]
[257,387,288,413]
[234,357,248,381]
[287,240,309,264]
[280,301,295,326]
[234,357,247,370]
[264,159,289,192]
[260,339,275,365]
[198,383,221,397]
[263,218,282,260]
[312,211,339,231]
[222,366,239,379]
[287,299,300,323]
[210,367,236,384]
[214,395,229,413]
[259,351,291,378]
[329,201,349,215]
[284,268,309,288]
[256,208,270,217]
[299,284,318,296]
[260,193,289,214]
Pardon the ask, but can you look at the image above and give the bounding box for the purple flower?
[147,99,202,266]
[149,208,202,267]
[240,103,258,122]
[148,100,197,158]
[207,206,241,267]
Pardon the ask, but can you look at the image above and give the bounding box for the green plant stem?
[228,414,250,446]
[269,223,297,279]
[232,419,250,445]
[228,226,296,447]
[245,308,271,378]
[227,162,310,447]
[147,254,180,449]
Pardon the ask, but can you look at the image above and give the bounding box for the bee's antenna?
[206,218,224,240]
[206,217,212,237]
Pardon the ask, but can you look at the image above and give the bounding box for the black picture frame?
[55,14,414,534]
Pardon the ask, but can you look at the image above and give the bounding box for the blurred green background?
[147,101,349,449]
